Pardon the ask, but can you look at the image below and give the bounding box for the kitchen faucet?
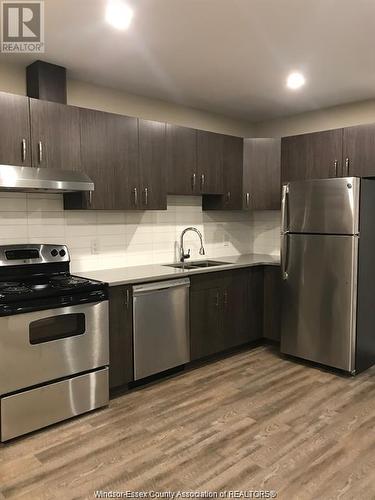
[180,227,205,262]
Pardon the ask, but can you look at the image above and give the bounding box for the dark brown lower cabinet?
[108,285,134,390]
[263,266,281,342]
[190,282,223,360]
[190,268,263,361]
[248,266,265,340]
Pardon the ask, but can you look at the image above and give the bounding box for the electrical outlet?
[91,239,99,254]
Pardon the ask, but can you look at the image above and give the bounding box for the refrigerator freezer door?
[281,234,358,372]
[283,177,360,235]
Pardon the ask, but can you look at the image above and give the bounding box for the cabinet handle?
[133,187,138,207]
[246,192,250,208]
[21,139,26,163]
[144,187,148,206]
[223,290,228,308]
[215,292,219,307]
[345,157,350,176]
[125,289,130,309]
[201,173,205,191]
[38,141,43,164]
[226,191,231,203]
[191,173,196,191]
[334,160,338,177]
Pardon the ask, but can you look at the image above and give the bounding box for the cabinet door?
[281,130,343,182]
[248,267,264,341]
[0,92,31,167]
[197,130,223,194]
[138,119,167,210]
[109,285,134,389]
[64,109,138,210]
[263,266,281,342]
[202,135,243,210]
[343,124,375,177]
[166,124,197,195]
[222,270,250,348]
[221,135,243,209]
[244,138,281,210]
[190,286,222,360]
[190,272,227,360]
[29,98,81,170]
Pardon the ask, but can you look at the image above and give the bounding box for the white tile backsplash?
[0,193,280,272]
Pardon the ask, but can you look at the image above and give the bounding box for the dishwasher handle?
[133,278,190,295]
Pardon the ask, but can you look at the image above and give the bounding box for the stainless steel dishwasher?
[133,278,190,380]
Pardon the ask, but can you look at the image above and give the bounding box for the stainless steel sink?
[165,260,230,270]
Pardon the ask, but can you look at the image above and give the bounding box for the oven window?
[29,314,86,344]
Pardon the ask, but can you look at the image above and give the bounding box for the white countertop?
[80,254,280,287]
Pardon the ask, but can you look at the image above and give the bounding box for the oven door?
[0,301,109,395]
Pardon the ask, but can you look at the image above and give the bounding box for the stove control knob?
[51,249,58,257]
[59,249,66,257]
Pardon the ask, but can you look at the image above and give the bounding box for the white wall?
[0,193,280,272]
[253,99,375,138]
[67,79,255,137]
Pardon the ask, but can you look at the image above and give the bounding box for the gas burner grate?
[0,282,21,288]
[51,276,90,288]
[1,285,30,294]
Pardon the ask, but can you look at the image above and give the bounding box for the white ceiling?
[1,0,375,122]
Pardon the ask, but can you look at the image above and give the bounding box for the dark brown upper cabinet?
[29,98,81,170]
[0,91,31,167]
[166,124,197,195]
[343,124,375,177]
[202,135,243,210]
[222,135,244,209]
[203,136,280,211]
[244,138,281,210]
[64,108,138,210]
[281,129,343,183]
[138,119,167,210]
[197,130,224,194]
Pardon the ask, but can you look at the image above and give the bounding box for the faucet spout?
[180,227,206,263]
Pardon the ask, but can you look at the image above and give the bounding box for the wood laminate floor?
[1,345,375,500]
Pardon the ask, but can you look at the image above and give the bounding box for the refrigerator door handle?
[281,183,289,233]
[281,233,289,280]
[281,183,290,280]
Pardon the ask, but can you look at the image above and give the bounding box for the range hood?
[0,165,94,193]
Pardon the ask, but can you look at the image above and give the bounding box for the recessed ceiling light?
[286,72,306,90]
[106,0,134,30]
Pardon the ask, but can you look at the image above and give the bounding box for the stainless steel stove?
[0,244,109,441]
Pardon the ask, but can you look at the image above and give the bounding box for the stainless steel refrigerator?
[280,176,375,374]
